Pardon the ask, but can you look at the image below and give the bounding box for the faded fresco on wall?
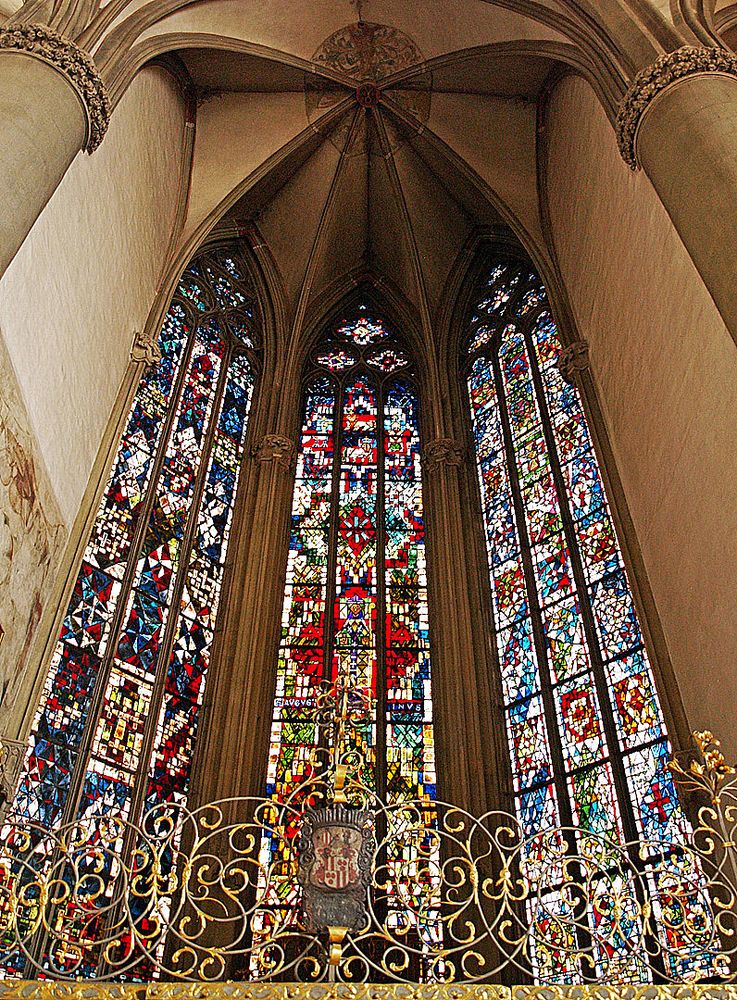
[0,334,66,725]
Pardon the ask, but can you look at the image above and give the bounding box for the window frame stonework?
[5,241,264,844]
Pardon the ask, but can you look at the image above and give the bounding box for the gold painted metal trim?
[3,986,737,999]
[0,986,505,999]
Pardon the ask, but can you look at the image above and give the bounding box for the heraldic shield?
[297,805,376,933]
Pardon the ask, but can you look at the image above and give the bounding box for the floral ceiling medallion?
[305,21,431,154]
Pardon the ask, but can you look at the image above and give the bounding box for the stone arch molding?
[143,34,560,390]
[127,5,723,458]
[3,0,704,115]
[0,0,726,290]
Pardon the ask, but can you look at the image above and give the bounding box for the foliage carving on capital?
[423,437,464,472]
[617,45,737,169]
[255,434,296,469]
[556,340,589,385]
[0,23,109,152]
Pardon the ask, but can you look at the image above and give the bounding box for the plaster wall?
[0,63,188,528]
[184,91,307,240]
[429,94,543,249]
[543,73,737,757]
[0,334,65,715]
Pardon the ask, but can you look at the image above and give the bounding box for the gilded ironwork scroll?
[0,729,735,983]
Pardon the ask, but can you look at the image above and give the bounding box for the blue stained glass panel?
[1,249,260,978]
[466,260,708,980]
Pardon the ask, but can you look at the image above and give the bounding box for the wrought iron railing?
[0,730,736,983]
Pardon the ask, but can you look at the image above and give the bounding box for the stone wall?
[0,62,188,730]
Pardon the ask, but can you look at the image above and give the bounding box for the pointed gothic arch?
[452,246,711,980]
[265,298,436,809]
[0,242,265,977]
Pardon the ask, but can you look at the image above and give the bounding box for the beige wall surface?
[429,93,543,250]
[544,74,737,758]
[0,64,188,528]
[184,91,307,241]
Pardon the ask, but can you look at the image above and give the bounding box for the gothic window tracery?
[463,258,711,980]
[260,305,437,936]
[0,247,720,984]
[1,246,261,977]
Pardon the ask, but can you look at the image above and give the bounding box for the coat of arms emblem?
[297,805,375,932]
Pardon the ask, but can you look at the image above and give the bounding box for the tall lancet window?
[464,260,710,980]
[259,307,436,934]
[1,247,260,976]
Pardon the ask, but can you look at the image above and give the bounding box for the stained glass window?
[464,260,712,981]
[1,246,261,977]
[259,306,437,943]
[366,347,409,372]
[336,313,390,345]
[315,348,357,371]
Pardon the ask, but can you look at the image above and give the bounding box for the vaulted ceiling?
[174,19,556,331]
[95,0,732,333]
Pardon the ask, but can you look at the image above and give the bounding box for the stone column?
[617,46,737,341]
[422,437,498,819]
[0,24,109,278]
[195,433,296,804]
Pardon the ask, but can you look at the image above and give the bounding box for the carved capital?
[254,434,296,469]
[130,329,161,367]
[0,23,109,152]
[0,736,25,820]
[617,45,737,169]
[557,340,589,385]
[423,437,464,473]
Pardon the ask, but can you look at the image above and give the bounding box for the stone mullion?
[93,339,241,981]
[49,310,200,837]
[194,431,297,805]
[374,380,388,807]
[531,330,640,836]
[123,339,236,835]
[570,361,691,756]
[530,330,671,981]
[11,309,200,980]
[321,379,344,732]
[154,423,296,979]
